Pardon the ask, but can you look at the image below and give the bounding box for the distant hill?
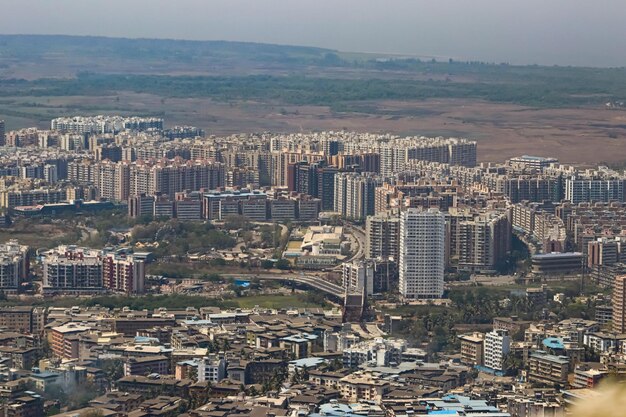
[0,34,346,78]
[1,34,626,110]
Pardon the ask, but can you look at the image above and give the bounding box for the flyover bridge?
[226,273,345,298]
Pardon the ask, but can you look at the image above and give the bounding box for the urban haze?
[0,2,624,417]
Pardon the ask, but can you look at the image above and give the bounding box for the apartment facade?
[484,329,510,373]
[365,211,400,261]
[613,275,626,333]
[0,240,29,292]
[399,208,445,299]
[42,246,104,293]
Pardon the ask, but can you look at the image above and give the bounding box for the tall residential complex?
[365,211,400,261]
[342,260,374,296]
[0,240,30,292]
[42,245,145,294]
[42,245,104,293]
[0,120,5,146]
[456,211,512,272]
[67,159,226,202]
[399,208,445,299]
[484,329,511,372]
[334,173,382,220]
[51,116,163,134]
[613,275,626,333]
[103,252,146,294]
[508,155,559,171]
[565,176,625,204]
[379,138,477,176]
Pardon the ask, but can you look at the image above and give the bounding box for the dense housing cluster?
[0,116,626,416]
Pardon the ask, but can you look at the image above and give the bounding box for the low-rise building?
[338,372,390,403]
[527,351,569,387]
[197,355,227,383]
[484,329,510,373]
[458,332,484,367]
[124,355,170,376]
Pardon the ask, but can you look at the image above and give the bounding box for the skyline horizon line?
[1,32,624,70]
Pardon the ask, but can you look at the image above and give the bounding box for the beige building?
[458,332,484,367]
[338,372,390,403]
[365,211,400,261]
[613,275,626,333]
[527,352,569,387]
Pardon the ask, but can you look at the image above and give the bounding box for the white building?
[399,208,445,299]
[342,338,407,368]
[0,240,29,292]
[565,176,625,204]
[484,329,511,372]
[342,260,374,296]
[197,355,227,383]
[42,245,103,293]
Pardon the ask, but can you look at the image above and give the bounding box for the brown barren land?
[3,94,626,165]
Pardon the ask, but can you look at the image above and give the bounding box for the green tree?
[224,215,251,231]
[275,259,290,270]
[503,353,523,376]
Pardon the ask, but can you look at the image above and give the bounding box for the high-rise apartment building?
[0,120,5,146]
[484,329,511,372]
[0,188,66,209]
[103,251,145,294]
[128,194,157,218]
[273,150,325,187]
[42,245,145,294]
[0,240,30,293]
[97,160,130,201]
[342,260,375,296]
[457,211,511,272]
[613,275,626,333]
[317,165,337,211]
[130,160,224,197]
[365,211,400,261]
[588,238,620,269]
[508,155,559,171]
[399,208,445,299]
[334,173,382,220]
[51,116,163,134]
[565,176,625,204]
[42,245,104,293]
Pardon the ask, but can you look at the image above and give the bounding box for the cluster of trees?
[261,368,288,393]
[132,220,236,257]
[393,282,604,358]
[4,63,626,109]
[82,294,235,310]
[394,312,457,358]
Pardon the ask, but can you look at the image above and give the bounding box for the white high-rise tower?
[399,208,445,299]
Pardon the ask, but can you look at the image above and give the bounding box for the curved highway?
[226,273,345,298]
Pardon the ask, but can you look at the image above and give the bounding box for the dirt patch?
[2,94,626,165]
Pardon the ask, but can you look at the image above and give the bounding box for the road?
[344,224,366,263]
[226,273,345,298]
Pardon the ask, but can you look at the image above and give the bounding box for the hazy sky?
[4,0,626,67]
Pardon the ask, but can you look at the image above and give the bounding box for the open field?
[0,220,81,249]
[3,93,626,165]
